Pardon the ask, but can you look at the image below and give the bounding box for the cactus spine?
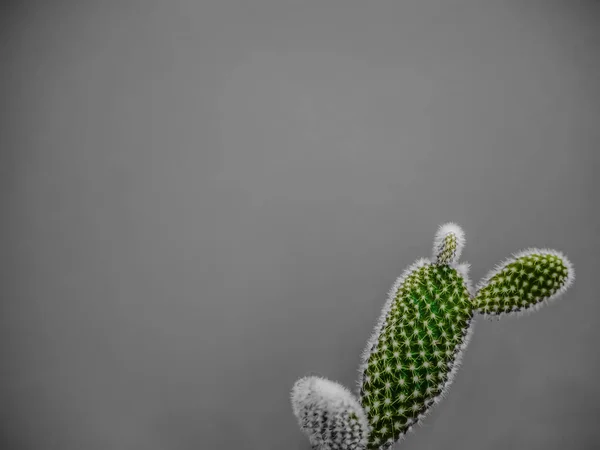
[291,223,575,449]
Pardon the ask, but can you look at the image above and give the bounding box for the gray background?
[1,1,599,449]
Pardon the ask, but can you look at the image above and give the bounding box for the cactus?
[290,222,575,449]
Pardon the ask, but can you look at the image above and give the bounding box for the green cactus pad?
[473,250,574,316]
[359,262,473,448]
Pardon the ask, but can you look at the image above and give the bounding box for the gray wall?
[2,1,599,449]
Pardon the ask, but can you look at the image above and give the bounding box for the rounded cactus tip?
[290,376,370,450]
[432,222,466,265]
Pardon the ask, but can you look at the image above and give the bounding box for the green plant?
[290,223,575,449]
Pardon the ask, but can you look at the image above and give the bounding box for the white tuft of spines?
[432,222,466,265]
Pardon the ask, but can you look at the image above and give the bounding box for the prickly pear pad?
[474,249,574,317]
[291,376,371,450]
[359,263,472,448]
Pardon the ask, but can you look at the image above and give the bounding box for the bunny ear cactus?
[290,222,575,450]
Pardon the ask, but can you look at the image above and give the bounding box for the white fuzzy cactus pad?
[290,222,575,450]
[291,376,371,450]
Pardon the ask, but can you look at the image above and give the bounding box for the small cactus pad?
[432,222,466,265]
[291,376,371,450]
[474,249,574,316]
[358,261,473,448]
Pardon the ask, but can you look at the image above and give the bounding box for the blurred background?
[1,1,599,449]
